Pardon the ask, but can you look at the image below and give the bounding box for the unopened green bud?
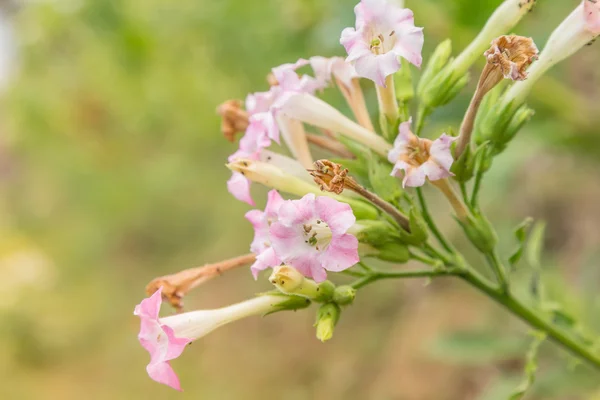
[395,59,414,103]
[398,207,428,245]
[420,66,469,109]
[417,39,452,96]
[333,286,356,306]
[475,100,534,155]
[351,220,400,247]
[314,280,336,303]
[451,145,474,183]
[457,213,498,254]
[314,303,341,343]
[270,265,319,299]
[375,241,411,263]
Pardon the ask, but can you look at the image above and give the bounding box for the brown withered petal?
[309,159,352,195]
[484,35,539,81]
[216,99,249,142]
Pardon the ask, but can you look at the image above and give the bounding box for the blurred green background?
[0,0,599,399]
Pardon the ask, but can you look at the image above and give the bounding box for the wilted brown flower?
[217,100,249,142]
[480,35,539,90]
[309,160,353,194]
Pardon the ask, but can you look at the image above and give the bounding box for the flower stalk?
[146,253,256,312]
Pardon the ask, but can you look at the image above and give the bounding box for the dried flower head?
[217,99,249,142]
[484,35,539,81]
[309,160,352,194]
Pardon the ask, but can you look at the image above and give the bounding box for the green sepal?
[398,207,429,245]
[395,58,414,102]
[259,292,312,316]
[333,285,356,306]
[374,241,411,263]
[508,217,534,268]
[354,219,400,247]
[314,280,336,303]
[417,39,452,96]
[456,212,498,254]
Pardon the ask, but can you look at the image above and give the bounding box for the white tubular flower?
[503,1,600,106]
[278,92,392,157]
[451,0,538,77]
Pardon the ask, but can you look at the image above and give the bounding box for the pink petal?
[227,172,255,206]
[421,160,454,182]
[354,52,400,87]
[309,263,328,283]
[276,194,317,226]
[250,247,281,279]
[146,361,183,391]
[584,0,600,34]
[314,196,356,235]
[265,189,285,216]
[320,233,359,272]
[388,118,414,164]
[134,287,163,320]
[400,163,427,187]
[429,133,456,172]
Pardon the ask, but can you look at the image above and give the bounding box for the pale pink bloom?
[584,0,600,34]
[340,0,424,87]
[135,289,296,391]
[309,56,359,88]
[269,194,359,282]
[388,119,456,187]
[245,189,285,278]
[134,288,192,391]
[226,118,273,206]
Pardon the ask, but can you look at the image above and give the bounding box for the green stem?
[351,269,454,290]
[470,160,486,209]
[416,187,454,254]
[485,250,509,293]
[459,269,600,370]
[352,265,600,369]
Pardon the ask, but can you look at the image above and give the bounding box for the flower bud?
[374,241,411,263]
[314,303,341,343]
[350,220,401,247]
[397,207,429,246]
[226,158,379,220]
[269,266,337,302]
[417,39,452,96]
[333,286,356,306]
[457,213,498,254]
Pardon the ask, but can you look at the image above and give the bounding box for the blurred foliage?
[0,0,599,399]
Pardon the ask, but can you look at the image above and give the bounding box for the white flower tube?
[451,0,537,77]
[503,1,600,106]
[279,93,392,157]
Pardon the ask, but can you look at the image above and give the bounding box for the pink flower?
[388,119,456,187]
[134,288,192,391]
[135,289,301,391]
[269,194,359,282]
[340,0,424,87]
[245,189,285,278]
[309,56,359,89]
[584,0,600,34]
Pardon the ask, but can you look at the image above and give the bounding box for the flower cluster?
[134,0,600,392]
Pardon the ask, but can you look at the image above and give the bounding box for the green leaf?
[508,217,534,268]
[367,155,403,204]
[526,222,546,268]
[508,331,546,400]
